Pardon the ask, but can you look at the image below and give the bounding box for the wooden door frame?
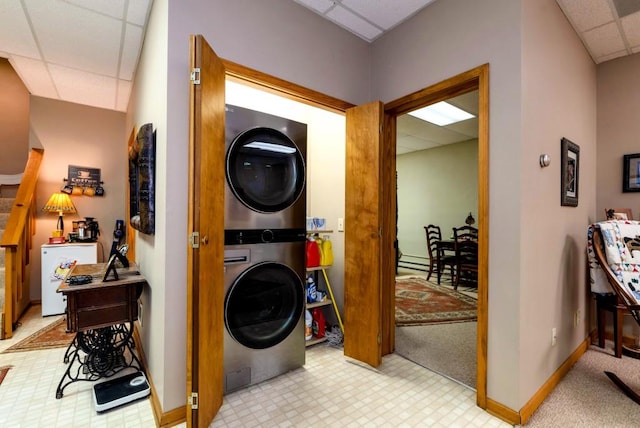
[203,60,489,414]
[385,64,490,409]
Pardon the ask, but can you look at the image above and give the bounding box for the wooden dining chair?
[452,226,478,290]
[604,208,633,221]
[424,225,456,284]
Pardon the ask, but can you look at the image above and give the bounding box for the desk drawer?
[77,304,130,330]
[76,287,128,308]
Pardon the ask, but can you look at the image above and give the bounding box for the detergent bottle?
[321,235,334,266]
[306,275,317,304]
[311,308,326,338]
[305,310,313,341]
[314,234,325,265]
[306,235,320,268]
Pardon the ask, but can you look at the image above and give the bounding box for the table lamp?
[43,192,77,236]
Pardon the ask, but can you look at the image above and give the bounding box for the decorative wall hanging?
[129,123,155,235]
[560,137,579,207]
[61,165,104,196]
[623,153,640,193]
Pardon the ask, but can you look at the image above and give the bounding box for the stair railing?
[0,148,44,339]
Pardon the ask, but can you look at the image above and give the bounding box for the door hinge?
[188,392,198,409]
[190,67,201,85]
[189,232,200,249]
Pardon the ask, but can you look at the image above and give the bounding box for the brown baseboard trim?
[518,336,590,425]
[485,398,520,425]
[133,324,186,427]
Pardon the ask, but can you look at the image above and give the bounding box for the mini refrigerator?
[41,242,98,316]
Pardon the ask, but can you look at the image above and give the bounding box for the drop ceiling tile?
[65,0,126,19]
[596,49,629,63]
[126,0,151,26]
[116,79,131,112]
[294,0,335,14]
[0,2,41,59]
[341,0,434,30]
[397,135,440,151]
[621,12,640,47]
[26,0,122,76]
[49,63,116,110]
[583,21,626,57]
[9,56,58,99]
[446,118,478,139]
[327,5,383,41]
[120,24,143,80]
[557,0,614,31]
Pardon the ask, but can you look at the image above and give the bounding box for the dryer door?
[225,261,304,349]
[226,127,305,213]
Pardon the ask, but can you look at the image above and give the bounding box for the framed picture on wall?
[561,137,579,207]
[623,153,640,193]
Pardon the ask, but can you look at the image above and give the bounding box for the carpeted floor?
[2,318,73,353]
[395,277,477,325]
[395,322,477,389]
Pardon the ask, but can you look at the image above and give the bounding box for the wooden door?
[344,101,395,366]
[187,34,226,427]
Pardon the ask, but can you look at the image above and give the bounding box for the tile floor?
[0,304,511,427]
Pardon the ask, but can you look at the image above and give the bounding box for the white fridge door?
[41,243,97,316]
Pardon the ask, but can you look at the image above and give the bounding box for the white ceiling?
[0,0,152,112]
[0,0,637,146]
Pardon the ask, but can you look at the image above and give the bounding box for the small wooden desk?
[55,263,146,399]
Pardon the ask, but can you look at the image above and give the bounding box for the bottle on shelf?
[320,235,333,266]
[305,310,313,341]
[306,275,317,304]
[306,235,320,268]
[311,308,326,338]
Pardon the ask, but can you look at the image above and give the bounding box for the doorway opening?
[394,89,479,389]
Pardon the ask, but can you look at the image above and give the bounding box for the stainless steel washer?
[223,240,306,394]
[225,104,307,230]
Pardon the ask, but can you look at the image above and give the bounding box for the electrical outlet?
[338,217,344,232]
[552,327,557,346]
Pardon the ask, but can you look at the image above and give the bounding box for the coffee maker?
[72,217,100,242]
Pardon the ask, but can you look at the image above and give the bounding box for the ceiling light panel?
[294,0,335,14]
[612,0,640,18]
[327,5,383,41]
[0,2,41,59]
[556,0,614,31]
[409,101,474,126]
[341,0,435,30]
[27,0,122,76]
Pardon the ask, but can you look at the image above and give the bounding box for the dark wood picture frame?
[623,153,640,193]
[128,123,155,235]
[561,137,579,207]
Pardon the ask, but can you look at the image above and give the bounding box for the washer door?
[226,127,305,213]
[225,261,304,349]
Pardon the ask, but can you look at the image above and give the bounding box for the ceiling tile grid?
[0,0,151,112]
[556,0,640,63]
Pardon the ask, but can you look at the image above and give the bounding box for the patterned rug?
[395,278,477,325]
[2,318,74,353]
[0,365,12,386]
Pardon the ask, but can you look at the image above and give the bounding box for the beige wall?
[597,53,640,218]
[129,0,366,411]
[29,97,127,299]
[371,0,524,408]
[396,140,478,260]
[520,0,596,404]
[0,59,29,174]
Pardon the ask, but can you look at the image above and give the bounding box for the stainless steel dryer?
[223,238,306,394]
[225,104,307,230]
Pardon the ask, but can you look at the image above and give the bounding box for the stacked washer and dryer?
[223,104,308,394]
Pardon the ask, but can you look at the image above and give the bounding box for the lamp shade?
[43,192,77,215]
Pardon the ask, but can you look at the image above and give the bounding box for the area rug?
[0,365,12,386]
[2,318,74,353]
[395,278,477,325]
